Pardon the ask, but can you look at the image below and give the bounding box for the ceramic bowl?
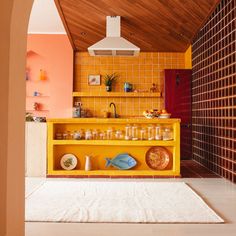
[158,113,171,119]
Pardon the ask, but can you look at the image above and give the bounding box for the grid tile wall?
[74,52,185,117]
[192,0,236,183]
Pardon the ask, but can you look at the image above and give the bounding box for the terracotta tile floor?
[181,160,220,178]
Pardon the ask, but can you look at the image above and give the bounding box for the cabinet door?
[164,69,192,160]
[25,122,47,177]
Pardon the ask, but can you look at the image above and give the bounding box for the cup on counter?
[102,111,111,118]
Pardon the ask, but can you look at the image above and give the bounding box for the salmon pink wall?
[26,34,73,118]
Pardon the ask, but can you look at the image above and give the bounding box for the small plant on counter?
[103,73,119,92]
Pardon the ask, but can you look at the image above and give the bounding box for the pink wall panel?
[26,34,73,118]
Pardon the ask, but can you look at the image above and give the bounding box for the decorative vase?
[85,155,92,171]
[106,85,112,92]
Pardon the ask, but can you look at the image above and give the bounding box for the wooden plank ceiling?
[55,0,220,52]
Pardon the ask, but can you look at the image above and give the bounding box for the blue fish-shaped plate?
[105,153,137,170]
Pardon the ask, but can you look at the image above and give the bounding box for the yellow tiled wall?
[185,46,192,69]
[74,52,186,117]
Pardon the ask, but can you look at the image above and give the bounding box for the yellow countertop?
[47,117,181,124]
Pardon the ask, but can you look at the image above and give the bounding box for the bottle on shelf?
[73,101,82,118]
[39,69,46,81]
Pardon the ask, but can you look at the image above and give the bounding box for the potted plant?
[103,73,119,92]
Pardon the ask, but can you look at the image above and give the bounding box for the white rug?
[25,180,223,223]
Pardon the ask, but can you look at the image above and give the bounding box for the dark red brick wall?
[192,0,236,183]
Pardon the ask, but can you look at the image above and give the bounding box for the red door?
[164,69,192,160]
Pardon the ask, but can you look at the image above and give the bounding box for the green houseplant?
[103,73,119,92]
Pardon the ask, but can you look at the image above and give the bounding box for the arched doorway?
[0,1,33,235]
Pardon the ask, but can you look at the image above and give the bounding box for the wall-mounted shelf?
[26,96,50,98]
[72,92,162,98]
[26,110,49,112]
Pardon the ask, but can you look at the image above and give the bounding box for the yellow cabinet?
[47,118,180,177]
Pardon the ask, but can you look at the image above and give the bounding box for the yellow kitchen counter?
[47,118,180,177]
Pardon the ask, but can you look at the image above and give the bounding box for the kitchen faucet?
[109,102,119,118]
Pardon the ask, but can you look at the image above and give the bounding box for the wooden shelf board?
[26,110,49,112]
[26,96,50,98]
[73,91,161,98]
[52,140,175,146]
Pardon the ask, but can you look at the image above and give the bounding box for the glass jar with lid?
[92,129,98,140]
[85,129,92,140]
[73,130,82,140]
[99,131,106,140]
[155,125,162,140]
[115,130,123,140]
[131,125,138,140]
[55,132,62,140]
[162,127,173,140]
[106,127,113,140]
[62,131,68,140]
[125,124,132,140]
[147,125,154,140]
[140,128,146,140]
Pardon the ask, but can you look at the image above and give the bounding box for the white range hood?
[88,16,140,56]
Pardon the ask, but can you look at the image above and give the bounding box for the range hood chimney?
[88,16,140,56]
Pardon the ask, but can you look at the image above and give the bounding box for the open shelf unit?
[47,118,180,177]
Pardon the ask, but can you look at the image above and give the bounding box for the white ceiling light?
[88,16,140,56]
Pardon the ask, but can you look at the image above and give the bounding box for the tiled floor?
[181,160,220,178]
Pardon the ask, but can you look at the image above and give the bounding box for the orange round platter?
[145,147,170,170]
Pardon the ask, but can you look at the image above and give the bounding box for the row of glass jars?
[55,125,173,141]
